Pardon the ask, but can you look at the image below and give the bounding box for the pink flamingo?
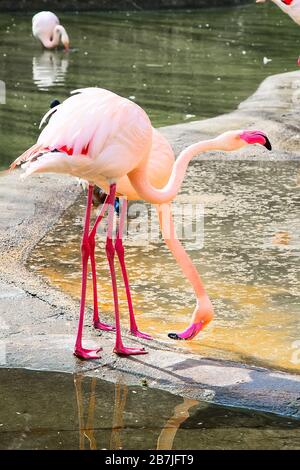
[11,88,272,359]
[32,11,70,51]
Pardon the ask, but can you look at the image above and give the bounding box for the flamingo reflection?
[32,51,68,91]
[74,374,198,450]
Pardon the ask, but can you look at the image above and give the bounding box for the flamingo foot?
[130,329,153,340]
[74,346,102,360]
[168,321,204,341]
[94,320,116,331]
[113,345,148,356]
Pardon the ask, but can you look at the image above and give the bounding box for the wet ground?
[28,159,300,373]
[0,368,299,450]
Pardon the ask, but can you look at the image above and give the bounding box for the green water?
[0,3,299,168]
[0,368,299,450]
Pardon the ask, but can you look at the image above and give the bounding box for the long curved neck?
[40,25,65,48]
[128,138,222,204]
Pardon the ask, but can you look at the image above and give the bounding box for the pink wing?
[11,88,152,179]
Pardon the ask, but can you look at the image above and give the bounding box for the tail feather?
[10,143,45,170]
[20,151,70,177]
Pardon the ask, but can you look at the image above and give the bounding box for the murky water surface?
[0,3,300,168]
[0,368,299,450]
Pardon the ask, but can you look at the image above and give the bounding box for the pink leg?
[74,185,102,360]
[106,184,147,356]
[115,199,152,340]
[88,197,115,332]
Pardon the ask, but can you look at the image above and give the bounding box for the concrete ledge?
[1,70,300,418]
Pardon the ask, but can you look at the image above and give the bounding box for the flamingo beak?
[240,130,272,151]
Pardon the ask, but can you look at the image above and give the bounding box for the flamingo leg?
[74,185,102,360]
[74,374,97,450]
[88,195,115,332]
[157,203,214,341]
[74,374,85,450]
[115,198,152,340]
[110,383,128,450]
[85,377,97,450]
[106,184,147,356]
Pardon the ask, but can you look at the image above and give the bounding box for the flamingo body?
[32,11,70,50]
[14,88,174,201]
[91,128,175,200]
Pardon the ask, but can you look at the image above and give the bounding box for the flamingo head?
[60,28,70,51]
[62,37,70,51]
[240,130,272,150]
[214,129,272,152]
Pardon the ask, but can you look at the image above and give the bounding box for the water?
[0,4,300,169]
[28,160,300,373]
[0,368,299,450]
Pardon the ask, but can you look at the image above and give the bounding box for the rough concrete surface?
[1,70,300,418]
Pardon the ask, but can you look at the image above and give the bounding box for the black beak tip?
[50,99,61,109]
[264,137,272,151]
[168,332,182,340]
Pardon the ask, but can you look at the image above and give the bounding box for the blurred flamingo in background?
[11,88,272,359]
[256,0,300,63]
[32,11,70,51]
